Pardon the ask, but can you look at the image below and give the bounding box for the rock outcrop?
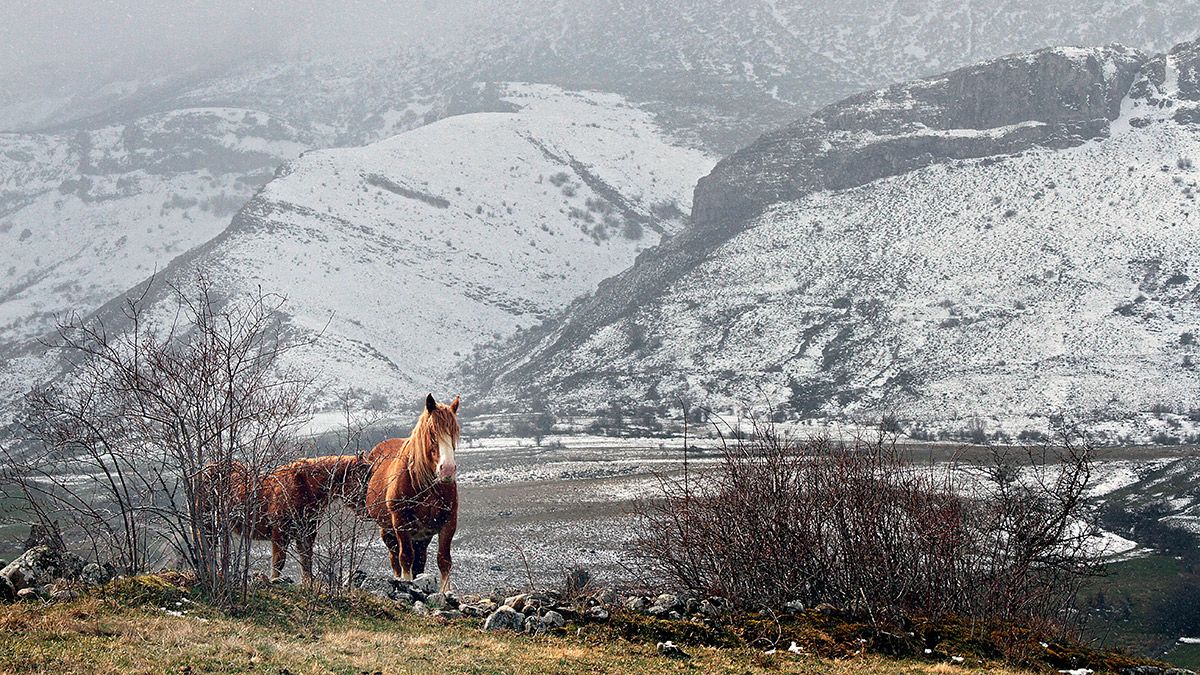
[0,544,116,600]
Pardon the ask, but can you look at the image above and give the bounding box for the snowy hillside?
[0,53,447,369]
[53,84,714,407]
[476,40,1200,441]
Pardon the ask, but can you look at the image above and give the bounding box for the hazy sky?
[1,1,471,85]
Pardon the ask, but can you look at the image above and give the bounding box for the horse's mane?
[390,404,459,484]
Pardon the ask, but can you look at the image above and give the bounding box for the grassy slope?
[1083,554,1200,670]
[0,579,1034,675]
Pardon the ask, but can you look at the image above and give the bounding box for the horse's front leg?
[436,522,455,594]
[380,527,403,579]
[389,513,415,580]
[397,531,415,581]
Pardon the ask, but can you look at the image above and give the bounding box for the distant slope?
[476,40,1200,441]
[0,49,453,353]
[0,108,314,352]
[46,84,714,406]
[471,0,1200,150]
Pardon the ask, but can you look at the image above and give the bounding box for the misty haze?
[2,2,1200,673]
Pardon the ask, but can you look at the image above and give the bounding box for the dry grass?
[0,587,1037,674]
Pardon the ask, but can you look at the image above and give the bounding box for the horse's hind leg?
[296,524,317,586]
[270,528,290,581]
[411,537,431,576]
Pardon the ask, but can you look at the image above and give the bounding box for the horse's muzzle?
[436,461,457,481]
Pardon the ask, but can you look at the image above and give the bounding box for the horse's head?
[417,393,461,482]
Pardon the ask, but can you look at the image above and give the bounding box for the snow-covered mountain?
[5,2,1200,422]
[17,84,712,408]
[475,39,1200,441]
[6,1,1200,348]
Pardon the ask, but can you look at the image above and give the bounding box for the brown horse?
[196,455,370,582]
[365,393,460,592]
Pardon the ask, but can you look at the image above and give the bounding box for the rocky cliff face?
[475,39,1200,441]
[692,45,1148,230]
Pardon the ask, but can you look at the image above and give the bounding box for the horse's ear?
[450,395,461,414]
[425,393,437,413]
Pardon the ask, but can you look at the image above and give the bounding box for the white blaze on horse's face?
[436,433,458,481]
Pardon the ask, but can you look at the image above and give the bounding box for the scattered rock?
[411,573,438,595]
[16,587,40,601]
[524,615,546,635]
[783,599,805,613]
[80,562,116,587]
[425,592,448,610]
[547,605,579,622]
[269,576,295,585]
[655,593,679,610]
[24,523,65,552]
[504,593,529,612]
[542,610,566,628]
[483,606,526,632]
[585,606,609,622]
[0,545,86,594]
[459,599,497,618]
[411,601,429,615]
[625,596,650,612]
[646,603,672,618]
[355,574,383,594]
[432,609,462,620]
[657,641,690,659]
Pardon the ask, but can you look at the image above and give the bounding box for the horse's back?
[367,437,408,464]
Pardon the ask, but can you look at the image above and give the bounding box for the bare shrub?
[0,274,313,606]
[633,425,1101,632]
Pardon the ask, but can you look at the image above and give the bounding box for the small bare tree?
[309,391,380,594]
[0,274,314,606]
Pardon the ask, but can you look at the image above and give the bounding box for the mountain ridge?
[471,38,1200,441]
